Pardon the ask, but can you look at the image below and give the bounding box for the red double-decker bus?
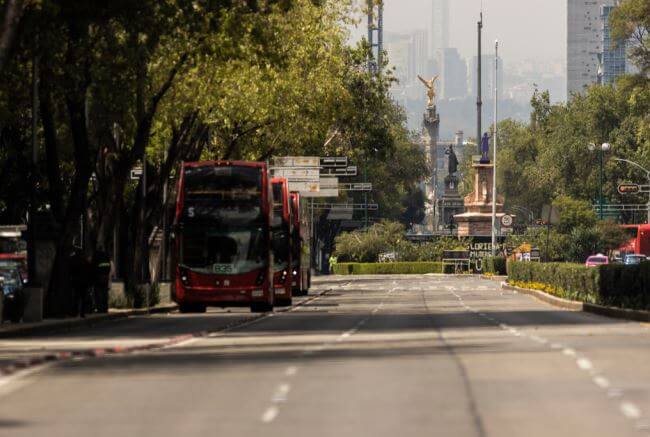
[271,178,292,306]
[619,224,650,256]
[172,161,275,313]
[290,192,310,296]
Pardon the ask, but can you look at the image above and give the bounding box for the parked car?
[623,254,649,265]
[0,262,26,323]
[585,254,609,267]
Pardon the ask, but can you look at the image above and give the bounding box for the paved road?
[2,275,650,436]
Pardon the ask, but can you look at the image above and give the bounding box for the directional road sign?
[273,156,320,167]
[308,177,338,198]
[320,157,348,168]
[321,166,357,177]
[271,167,320,182]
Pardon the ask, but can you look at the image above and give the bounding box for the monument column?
[418,75,440,233]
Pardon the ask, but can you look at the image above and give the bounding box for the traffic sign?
[287,181,320,194]
[271,167,320,182]
[321,166,357,177]
[500,214,513,227]
[273,156,320,167]
[320,157,348,168]
[308,177,338,198]
[130,168,143,180]
[618,183,641,194]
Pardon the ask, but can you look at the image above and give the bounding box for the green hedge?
[483,256,507,275]
[508,261,650,310]
[333,262,444,275]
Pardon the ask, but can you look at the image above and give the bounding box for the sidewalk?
[0,303,178,338]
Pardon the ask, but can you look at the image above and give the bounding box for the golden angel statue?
[417,74,439,107]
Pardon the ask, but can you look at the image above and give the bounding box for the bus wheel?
[179,304,206,313]
[251,303,273,313]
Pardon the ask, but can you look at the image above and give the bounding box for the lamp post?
[613,157,650,223]
[588,142,611,220]
[491,40,499,257]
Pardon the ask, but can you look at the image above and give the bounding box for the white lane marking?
[285,366,298,377]
[550,343,563,350]
[593,376,610,389]
[530,335,548,344]
[562,348,576,357]
[262,406,279,423]
[272,383,291,402]
[499,323,509,330]
[620,402,642,419]
[577,358,593,371]
[0,362,56,398]
[608,388,623,398]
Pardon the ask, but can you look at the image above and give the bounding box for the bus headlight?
[292,270,298,277]
[281,270,288,281]
[179,268,190,286]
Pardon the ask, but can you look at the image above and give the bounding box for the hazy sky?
[352,0,567,65]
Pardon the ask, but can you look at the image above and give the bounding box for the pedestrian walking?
[329,254,337,274]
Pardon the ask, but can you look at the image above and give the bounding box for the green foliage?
[508,262,601,303]
[483,256,507,275]
[609,0,650,75]
[333,262,444,275]
[333,221,406,263]
[333,222,469,263]
[509,260,650,311]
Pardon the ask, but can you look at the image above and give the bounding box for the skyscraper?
[567,0,616,96]
[410,30,429,81]
[439,48,467,99]
[601,4,628,85]
[431,0,450,58]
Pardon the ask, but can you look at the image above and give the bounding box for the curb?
[501,283,583,311]
[480,275,508,282]
[501,282,650,322]
[0,304,179,339]
[0,287,332,379]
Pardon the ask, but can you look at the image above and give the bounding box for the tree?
[609,0,650,75]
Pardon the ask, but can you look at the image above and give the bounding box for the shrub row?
[508,261,650,310]
[333,262,444,275]
[508,262,600,303]
[483,256,507,275]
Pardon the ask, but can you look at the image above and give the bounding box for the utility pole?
[491,40,499,257]
[476,13,483,156]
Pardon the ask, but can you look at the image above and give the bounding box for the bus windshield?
[180,225,267,275]
[181,165,263,226]
[179,165,267,275]
[271,182,289,270]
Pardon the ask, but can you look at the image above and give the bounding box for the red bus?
[0,226,27,280]
[172,161,275,313]
[290,192,310,296]
[619,224,650,256]
[271,178,292,306]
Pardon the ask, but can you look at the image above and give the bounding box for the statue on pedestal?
[480,132,490,164]
[417,75,439,108]
[445,145,458,176]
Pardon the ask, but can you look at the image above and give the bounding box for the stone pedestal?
[440,175,464,230]
[454,163,505,237]
[421,105,440,232]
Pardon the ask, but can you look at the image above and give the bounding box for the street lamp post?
[491,40,499,257]
[588,142,611,220]
[613,157,650,223]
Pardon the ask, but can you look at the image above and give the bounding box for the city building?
[410,30,429,81]
[439,48,468,100]
[567,0,616,96]
[430,0,450,58]
[601,4,633,84]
